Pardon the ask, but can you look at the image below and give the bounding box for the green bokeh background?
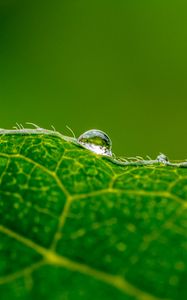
[0,0,187,159]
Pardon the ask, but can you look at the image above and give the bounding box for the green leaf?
[0,129,187,300]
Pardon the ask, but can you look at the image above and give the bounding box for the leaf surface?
[0,130,187,300]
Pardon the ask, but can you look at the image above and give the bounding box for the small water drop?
[78,129,112,156]
[156,153,169,164]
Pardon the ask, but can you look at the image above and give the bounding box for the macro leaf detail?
[0,130,187,300]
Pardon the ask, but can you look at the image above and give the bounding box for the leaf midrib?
[0,225,159,300]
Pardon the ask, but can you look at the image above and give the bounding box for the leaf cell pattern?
[0,130,187,300]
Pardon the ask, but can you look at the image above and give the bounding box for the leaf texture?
[0,130,187,300]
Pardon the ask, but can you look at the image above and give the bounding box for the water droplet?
[78,129,112,156]
[156,153,169,164]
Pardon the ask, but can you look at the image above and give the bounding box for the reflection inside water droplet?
[156,153,169,164]
[78,129,112,156]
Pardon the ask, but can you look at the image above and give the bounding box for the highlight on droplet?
[78,129,112,156]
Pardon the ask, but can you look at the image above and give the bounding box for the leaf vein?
[0,225,160,300]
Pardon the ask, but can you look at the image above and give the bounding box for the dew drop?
[78,129,112,156]
[156,153,169,164]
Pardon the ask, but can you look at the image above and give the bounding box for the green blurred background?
[0,0,187,159]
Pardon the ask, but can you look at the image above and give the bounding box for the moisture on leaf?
[0,129,187,300]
